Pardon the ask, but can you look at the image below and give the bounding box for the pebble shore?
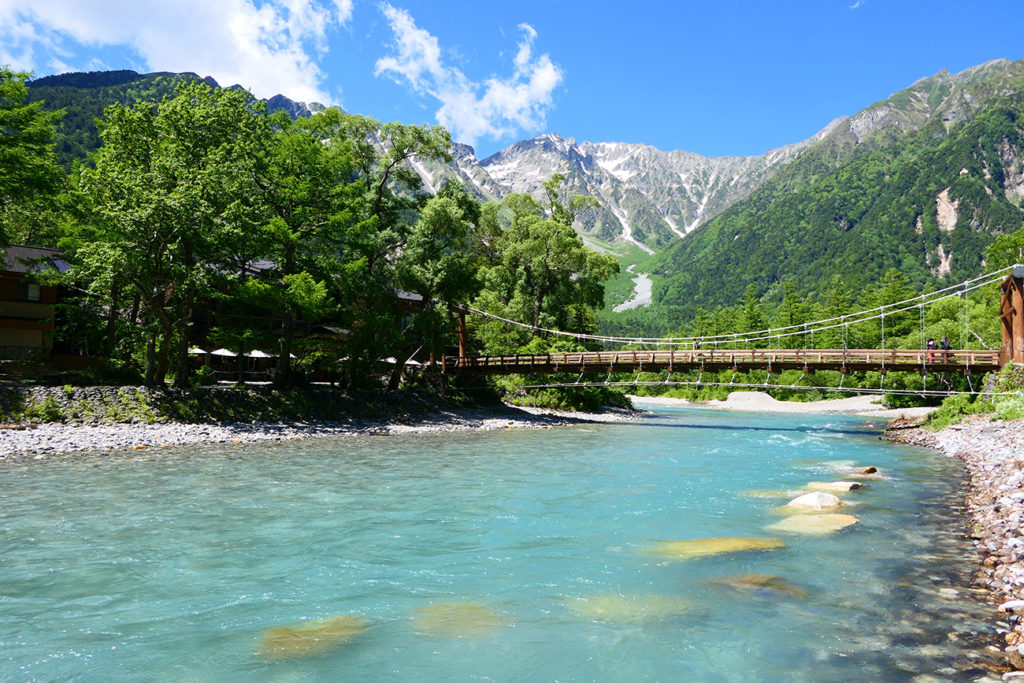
[889,415,1024,674]
[0,404,637,459]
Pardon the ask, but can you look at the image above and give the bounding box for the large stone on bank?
[806,481,863,493]
[781,492,844,513]
[410,602,506,637]
[259,614,368,659]
[767,513,860,535]
[649,537,786,560]
[564,594,692,623]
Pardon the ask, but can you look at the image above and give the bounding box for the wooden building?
[0,246,68,360]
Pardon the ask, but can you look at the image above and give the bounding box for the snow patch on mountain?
[614,265,653,312]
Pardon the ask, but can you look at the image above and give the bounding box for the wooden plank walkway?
[443,348,1002,376]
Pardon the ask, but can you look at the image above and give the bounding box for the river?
[0,407,998,680]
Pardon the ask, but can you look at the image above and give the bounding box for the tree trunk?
[155,329,172,384]
[275,309,294,388]
[122,294,142,362]
[102,282,122,356]
[173,324,191,388]
[144,335,157,387]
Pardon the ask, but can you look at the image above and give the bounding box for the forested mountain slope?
[27,70,323,168]
[645,59,1024,328]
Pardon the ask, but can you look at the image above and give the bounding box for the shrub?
[925,393,993,431]
[191,365,216,387]
[26,396,64,423]
[995,394,1024,422]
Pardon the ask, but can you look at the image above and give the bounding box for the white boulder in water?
[784,491,843,512]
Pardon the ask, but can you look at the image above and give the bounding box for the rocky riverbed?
[889,414,1024,675]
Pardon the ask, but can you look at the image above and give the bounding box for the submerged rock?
[564,594,692,623]
[782,492,844,513]
[806,481,864,493]
[411,602,506,637]
[768,513,860,535]
[710,573,809,599]
[740,489,799,499]
[649,536,786,559]
[259,614,368,659]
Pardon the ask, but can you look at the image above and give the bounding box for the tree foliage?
[10,78,619,399]
[0,68,64,248]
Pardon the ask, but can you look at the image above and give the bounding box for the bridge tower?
[1000,265,1024,366]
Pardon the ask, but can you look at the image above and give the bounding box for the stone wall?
[0,384,464,425]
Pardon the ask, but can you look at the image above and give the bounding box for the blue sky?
[1,0,1021,159]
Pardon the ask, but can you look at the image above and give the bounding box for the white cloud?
[849,1,864,8]
[0,0,352,103]
[375,4,563,148]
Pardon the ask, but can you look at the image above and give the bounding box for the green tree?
[74,82,267,386]
[473,176,619,355]
[863,268,919,348]
[985,228,1024,271]
[0,68,64,247]
[248,107,360,386]
[812,275,854,349]
[327,115,454,389]
[773,281,812,348]
[740,284,767,346]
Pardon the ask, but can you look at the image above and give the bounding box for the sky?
[1,0,1022,159]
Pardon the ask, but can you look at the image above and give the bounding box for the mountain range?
[26,60,1024,331]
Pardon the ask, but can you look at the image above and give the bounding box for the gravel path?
[889,415,1024,671]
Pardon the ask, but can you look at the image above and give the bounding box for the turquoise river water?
[0,407,999,681]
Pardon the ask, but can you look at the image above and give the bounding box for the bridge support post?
[458,311,468,368]
[1000,267,1024,366]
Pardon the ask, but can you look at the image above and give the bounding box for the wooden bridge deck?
[443,348,1002,376]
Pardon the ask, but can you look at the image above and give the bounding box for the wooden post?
[1000,271,1024,366]
[458,311,468,368]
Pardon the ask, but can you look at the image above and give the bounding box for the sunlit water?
[0,408,996,681]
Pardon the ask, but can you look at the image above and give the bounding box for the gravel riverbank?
[0,403,637,459]
[888,415,1024,673]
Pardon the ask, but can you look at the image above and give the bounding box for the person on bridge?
[939,336,952,362]
[926,337,936,362]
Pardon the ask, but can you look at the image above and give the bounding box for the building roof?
[1,246,70,274]
[395,289,424,304]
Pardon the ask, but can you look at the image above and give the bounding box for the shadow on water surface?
[628,417,878,438]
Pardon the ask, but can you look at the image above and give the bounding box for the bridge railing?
[443,348,1003,374]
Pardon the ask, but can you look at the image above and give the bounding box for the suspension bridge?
[442,267,1024,392]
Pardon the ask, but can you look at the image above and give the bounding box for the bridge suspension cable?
[515,378,1023,399]
[457,267,1012,349]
